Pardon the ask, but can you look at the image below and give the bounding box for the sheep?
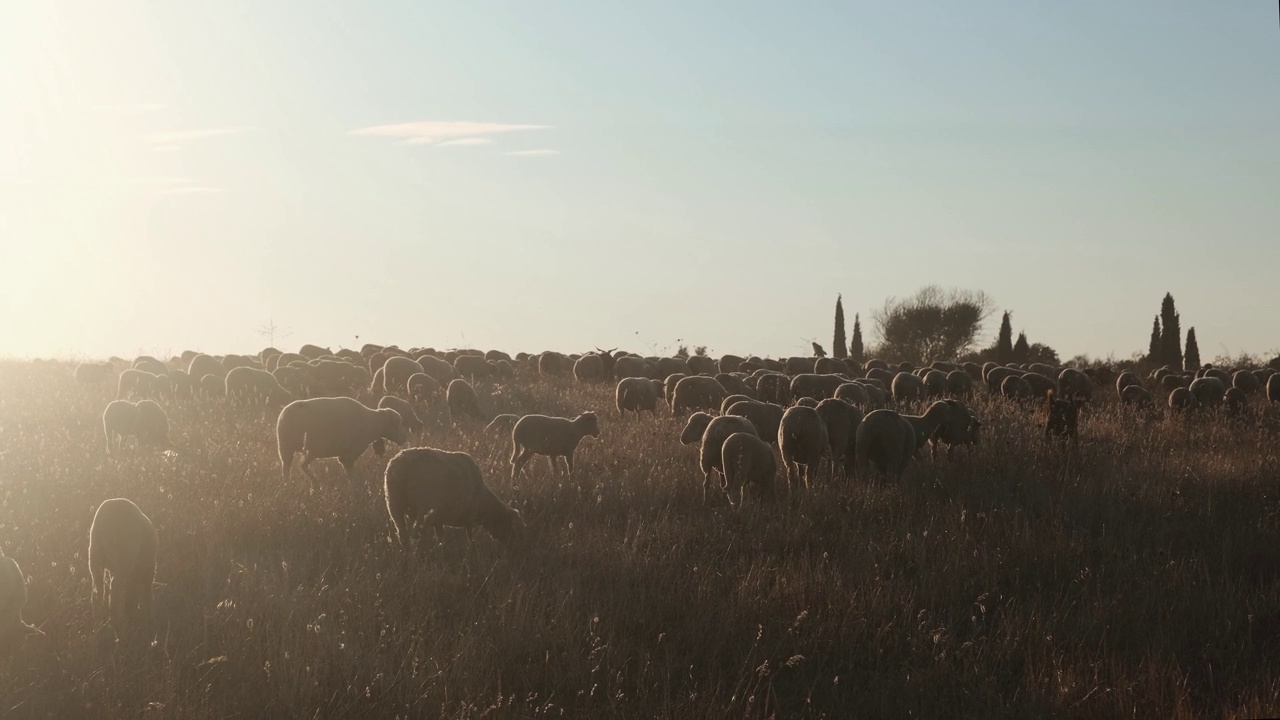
[1057,368,1094,401]
[485,414,520,435]
[454,354,493,381]
[188,354,225,379]
[1269,374,1280,404]
[1224,387,1248,415]
[102,400,170,453]
[132,357,168,376]
[271,366,310,398]
[510,412,601,481]
[1020,372,1056,399]
[117,369,169,401]
[778,406,828,489]
[854,409,916,482]
[298,344,331,360]
[794,397,820,408]
[944,370,973,398]
[719,394,754,414]
[384,447,524,549]
[686,355,717,375]
[1044,390,1081,447]
[415,355,458,385]
[922,370,948,399]
[538,351,572,377]
[790,373,845,402]
[756,373,793,405]
[225,366,292,407]
[718,355,745,374]
[0,556,43,650]
[75,362,114,386]
[1232,370,1261,396]
[1120,384,1155,409]
[88,498,157,634]
[1000,374,1033,400]
[984,367,1020,393]
[682,414,758,502]
[656,357,692,378]
[725,400,785,444]
[442,379,485,425]
[814,357,846,375]
[1189,377,1226,407]
[863,358,890,372]
[573,353,607,383]
[815,398,862,478]
[834,382,870,407]
[1161,373,1192,391]
[1115,371,1141,395]
[616,377,664,417]
[1168,386,1198,413]
[378,395,425,433]
[858,382,888,409]
[307,359,369,396]
[891,372,926,403]
[925,399,981,460]
[276,397,407,480]
[720,432,777,507]
[613,355,651,380]
[662,373,688,404]
[715,373,753,398]
[671,375,728,414]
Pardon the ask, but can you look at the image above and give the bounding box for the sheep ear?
[372,439,387,457]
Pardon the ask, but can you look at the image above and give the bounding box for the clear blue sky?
[3,1,1278,361]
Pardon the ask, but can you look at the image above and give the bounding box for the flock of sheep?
[3,343,1276,652]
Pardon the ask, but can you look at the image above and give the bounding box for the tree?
[849,314,864,364]
[257,318,291,349]
[1147,316,1162,363]
[1013,331,1030,363]
[995,312,1014,364]
[832,295,847,358]
[1183,327,1200,371]
[871,285,995,365]
[1027,343,1060,366]
[1160,292,1182,368]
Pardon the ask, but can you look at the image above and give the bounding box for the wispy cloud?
[144,127,248,147]
[506,149,559,157]
[351,121,549,146]
[92,103,171,114]
[436,137,494,147]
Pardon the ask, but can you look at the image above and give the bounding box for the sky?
[2,1,1278,362]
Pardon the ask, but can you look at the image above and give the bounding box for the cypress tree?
[833,295,848,358]
[996,312,1014,364]
[1160,293,1182,368]
[849,314,864,364]
[1013,331,1030,363]
[1184,327,1200,371]
[1148,316,1162,363]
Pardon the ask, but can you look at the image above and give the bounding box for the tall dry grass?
[1,360,1279,718]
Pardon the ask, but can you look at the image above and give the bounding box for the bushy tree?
[1013,331,1030,363]
[1027,343,1060,366]
[871,285,994,365]
[1160,293,1182,368]
[832,295,847,359]
[1148,316,1162,363]
[995,312,1014,364]
[1183,328,1200,371]
[849,314,864,364]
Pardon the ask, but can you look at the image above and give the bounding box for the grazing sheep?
[854,409,916,482]
[945,371,974,398]
[718,355,745,374]
[863,359,890,372]
[75,362,114,386]
[1057,368,1094,401]
[678,412,715,446]
[756,373,792,405]
[225,366,292,407]
[656,357,692,378]
[891,372,926,403]
[777,406,828,489]
[1268,374,1280,404]
[276,397,407,480]
[308,359,370,396]
[922,370,948,399]
[671,375,728,414]
[1020,372,1056,399]
[538,351,572,377]
[1189,377,1227,407]
[715,373,753,398]
[1000,374,1033,400]
[1232,370,1261,396]
[662,373,688,404]
[613,355,651,380]
[187,354,225,380]
[719,394,754,415]
[510,412,601,480]
[134,400,171,447]
[485,414,519,435]
[790,373,845,402]
[925,399,981,460]
[1161,373,1192,391]
[688,414,758,502]
[720,432,777,506]
[406,372,441,402]
[414,355,458,386]
[384,447,524,548]
[573,353,607,383]
[378,395,425,433]
[1044,391,1082,447]
[454,354,493,381]
[1224,387,1248,415]
[102,400,170,453]
[726,400,785,444]
[1168,386,1198,413]
[0,556,43,649]
[616,377,664,417]
[117,369,169,401]
[446,379,488,424]
[132,357,168,377]
[1115,372,1141,395]
[814,357,846,375]
[1120,384,1155,409]
[984,367,1020,394]
[815,398,862,478]
[88,498,157,634]
[834,382,870,407]
[298,344,331,360]
[687,355,717,375]
[858,382,887,409]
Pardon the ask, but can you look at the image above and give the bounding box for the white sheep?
[680,413,758,502]
[276,397,407,480]
[720,431,776,507]
[615,377,664,417]
[854,409,916,482]
[725,399,784,445]
[406,372,442,401]
[0,556,43,650]
[116,369,169,401]
[384,447,524,549]
[102,400,171,453]
[88,498,158,634]
[509,412,601,481]
[378,395,425,433]
[446,378,488,425]
[778,406,828,489]
[670,375,727,414]
[225,366,292,407]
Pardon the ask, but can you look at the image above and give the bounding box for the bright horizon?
[3,2,1278,362]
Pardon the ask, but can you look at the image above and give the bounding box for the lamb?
[75,362,114,386]
[815,398,862,478]
[719,432,777,507]
[616,377,664,416]
[378,395,425,433]
[1057,368,1094,401]
[446,378,488,424]
[725,400,785,444]
[384,447,524,549]
[88,498,158,634]
[902,400,978,460]
[891,372,926,403]
[116,369,169,401]
[777,406,828,489]
[671,375,728,414]
[681,414,758,502]
[510,412,601,481]
[790,373,845,402]
[1044,390,1082,447]
[854,409,916,482]
[224,366,292,407]
[0,556,43,649]
[276,397,407,480]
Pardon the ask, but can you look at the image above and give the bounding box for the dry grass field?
[2,359,1280,718]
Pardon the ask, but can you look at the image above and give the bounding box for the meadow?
[2,358,1279,718]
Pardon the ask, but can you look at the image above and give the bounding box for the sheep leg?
[338,454,359,480]
[565,453,575,481]
[110,575,127,632]
[510,449,532,480]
